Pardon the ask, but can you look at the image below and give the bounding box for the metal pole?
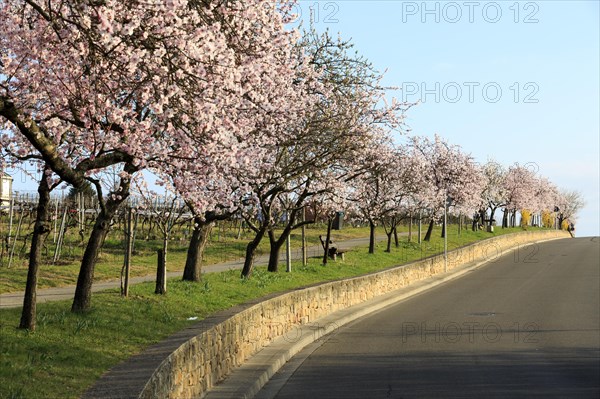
[7,197,14,253]
[301,208,307,266]
[286,234,292,272]
[444,193,448,273]
[53,208,67,264]
[286,210,292,273]
[8,208,23,268]
[53,198,59,243]
[418,209,422,244]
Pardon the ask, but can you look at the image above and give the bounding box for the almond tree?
[1,0,307,313]
[0,156,61,330]
[555,189,585,228]
[346,139,398,254]
[474,160,508,230]
[452,162,485,231]
[531,177,559,226]
[365,146,423,253]
[410,135,482,241]
[237,29,410,276]
[502,164,538,228]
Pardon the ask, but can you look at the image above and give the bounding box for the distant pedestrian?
[567,222,575,237]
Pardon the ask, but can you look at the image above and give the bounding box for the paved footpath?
[0,235,389,309]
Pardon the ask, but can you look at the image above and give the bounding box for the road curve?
[258,237,600,399]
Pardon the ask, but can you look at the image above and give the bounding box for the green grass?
[0,226,535,399]
[0,224,372,293]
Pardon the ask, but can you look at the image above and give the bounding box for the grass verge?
[0,225,372,293]
[0,226,535,399]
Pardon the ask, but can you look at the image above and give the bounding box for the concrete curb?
[204,235,568,399]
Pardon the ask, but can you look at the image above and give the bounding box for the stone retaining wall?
[140,230,570,399]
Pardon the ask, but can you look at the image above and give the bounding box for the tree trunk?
[71,204,117,312]
[267,208,302,272]
[385,230,393,253]
[322,217,333,265]
[19,170,52,330]
[267,229,286,272]
[441,218,446,238]
[121,207,133,297]
[394,225,400,247]
[241,227,266,278]
[558,214,564,229]
[384,218,397,253]
[155,248,166,294]
[368,220,376,254]
[407,214,412,242]
[423,219,434,242]
[71,164,135,313]
[502,210,508,228]
[489,208,496,226]
[182,217,213,282]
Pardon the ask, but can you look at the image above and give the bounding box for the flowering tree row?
[0,1,582,331]
[1,0,325,327]
[0,0,406,327]
[476,161,584,230]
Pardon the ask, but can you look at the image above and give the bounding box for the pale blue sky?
[294,0,599,236]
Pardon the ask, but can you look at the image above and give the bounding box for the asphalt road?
[259,237,600,399]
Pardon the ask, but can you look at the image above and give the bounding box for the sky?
[6,0,599,237]
[290,0,600,237]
